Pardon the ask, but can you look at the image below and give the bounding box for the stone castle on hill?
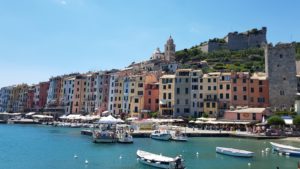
[200,27,267,52]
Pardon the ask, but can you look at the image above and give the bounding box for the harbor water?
[0,124,298,169]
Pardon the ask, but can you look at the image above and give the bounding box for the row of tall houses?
[159,70,269,118]
[0,37,298,118]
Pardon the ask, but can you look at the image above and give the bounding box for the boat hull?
[151,134,172,141]
[171,136,188,142]
[137,158,170,169]
[270,142,300,156]
[216,147,254,158]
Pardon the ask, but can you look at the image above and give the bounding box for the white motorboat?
[171,130,188,142]
[92,130,117,143]
[136,150,185,169]
[216,147,254,157]
[150,130,172,141]
[117,131,133,143]
[270,142,300,156]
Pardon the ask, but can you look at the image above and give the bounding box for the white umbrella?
[116,118,125,123]
[98,115,118,124]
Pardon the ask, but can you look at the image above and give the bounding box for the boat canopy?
[98,115,123,124]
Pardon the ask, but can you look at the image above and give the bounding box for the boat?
[171,130,188,142]
[92,130,117,143]
[117,131,133,143]
[270,142,300,156]
[150,130,172,141]
[136,150,185,169]
[216,147,254,157]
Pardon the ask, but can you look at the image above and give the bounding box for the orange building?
[72,75,86,114]
[142,83,159,118]
[231,72,250,107]
[248,73,269,108]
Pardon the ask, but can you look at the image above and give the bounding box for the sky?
[0,0,299,88]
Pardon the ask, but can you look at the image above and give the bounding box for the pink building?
[223,108,266,121]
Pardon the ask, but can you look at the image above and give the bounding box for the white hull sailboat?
[270,142,300,156]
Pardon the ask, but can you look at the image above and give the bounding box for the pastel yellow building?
[159,74,175,117]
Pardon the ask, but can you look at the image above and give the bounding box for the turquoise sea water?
[0,124,298,169]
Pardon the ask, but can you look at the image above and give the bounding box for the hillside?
[176,42,300,73]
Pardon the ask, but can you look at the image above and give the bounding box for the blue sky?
[0,0,299,87]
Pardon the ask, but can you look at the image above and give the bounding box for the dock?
[80,129,285,139]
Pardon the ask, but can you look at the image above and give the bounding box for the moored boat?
[117,131,133,143]
[136,150,185,169]
[92,130,117,143]
[171,130,188,142]
[150,130,172,141]
[270,142,300,156]
[216,147,254,157]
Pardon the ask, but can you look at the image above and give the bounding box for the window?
[280,90,285,96]
[206,102,210,108]
[192,85,198,90]
[184,108,189,113]
[243,87,247,92]
[134,98,139,103]
[148,91,151,95]
[200,93,203,99]
[177,99,180,104]
[138,83,143,88]
[219,85,223,90]
[185,88,189,94]
[200,78,203,83]
[243,79,246,83]
[168,84,172,89]
[259,87,263,93]
[185,78,189,83]
[138,91,143,95]
[134,107,138,113]
[163,93,166,99]
[208,79,211,83]
[279,54,283,58]
[131,89,134,93]
[233,87,237,92]
[208,86,211,91]
[148,99,151,104]
[259,80,263,85]
[213,86,217,90]
[177,108,180,113]
[168,93,172,99]
[193,93,196,98]
[212,102,216,108]
[251,88,254,93]
[253,113,256,120]
[163,85,166,89]
[220,93,223,99]
[213,78,216,83]
[200,85,203,90]
[250,79,253,83]
[234,95,237,100]
[233,79,237,83]
[226,84,230,90]
[237,113,240,120]
[176,88,180,94]
[200,102,203,108]
[226,93,229,99]
[243,95,247,101]
[185,99,188,105]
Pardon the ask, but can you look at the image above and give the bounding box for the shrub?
[293,115,300,126]
[267,116,285,126]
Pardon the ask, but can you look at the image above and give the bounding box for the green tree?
[274,110,297,117]
[267,116,285,126]
[293,115,300,126]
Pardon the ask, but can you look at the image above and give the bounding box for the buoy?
[74,154,78,159]
[265,148,270,151]
[196,152,199,155]
[248,163,251,166]
[279,152,283,156]
[85,160,89,164]
[261,150,264,153]
[119,155,122,159]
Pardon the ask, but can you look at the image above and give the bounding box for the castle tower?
[164,36,176,61]
[265,43,297,110]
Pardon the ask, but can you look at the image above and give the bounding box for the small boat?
[171,130,188,142]
[92,130,117,143]
[150,130,172,141]
[136,150,185,169]
[117,131,133,143]
[270,142,300,156]
[216,147,254,157]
